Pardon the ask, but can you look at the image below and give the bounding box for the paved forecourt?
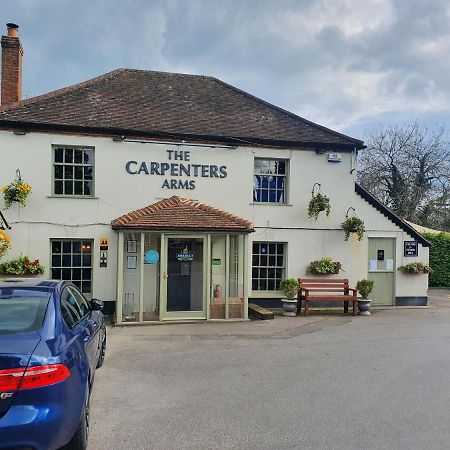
[89,292,450,450]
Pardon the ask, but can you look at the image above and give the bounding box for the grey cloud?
[2,0,450,138]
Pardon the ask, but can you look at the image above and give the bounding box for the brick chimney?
[1,23,23,107]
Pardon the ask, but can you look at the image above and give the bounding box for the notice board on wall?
[404,241,418,257]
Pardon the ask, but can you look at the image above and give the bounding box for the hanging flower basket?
[0,256,45,276]
[1,173,32,209]
[398,262,431,274]
[341,216,365,241]
[0,230,11,257]
[308,192,331,220]
[307,257,342,275]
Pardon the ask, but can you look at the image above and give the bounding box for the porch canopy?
[112,195,254,233]
[112,196,253,323]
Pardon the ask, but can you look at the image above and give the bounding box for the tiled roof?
[111,196,254,232]
[0,68,364,148]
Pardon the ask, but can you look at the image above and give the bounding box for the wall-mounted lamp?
[112,135,125,142]
[13,130,27,136]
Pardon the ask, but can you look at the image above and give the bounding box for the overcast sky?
[2,0,450,140]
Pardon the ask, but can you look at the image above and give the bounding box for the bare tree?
[358,123,450,231]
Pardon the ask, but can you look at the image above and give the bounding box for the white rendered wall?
[0,130,429,302]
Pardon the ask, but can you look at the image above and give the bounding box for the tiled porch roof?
[111,196,254,232]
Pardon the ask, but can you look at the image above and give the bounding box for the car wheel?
[63,389,89,450]
[96,335,106,369]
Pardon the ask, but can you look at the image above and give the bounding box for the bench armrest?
[348,288,358,295]
[300,288,310,296]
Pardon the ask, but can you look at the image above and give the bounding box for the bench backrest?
[298,278,350,294]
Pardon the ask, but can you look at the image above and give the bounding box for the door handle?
[163,272,168,280]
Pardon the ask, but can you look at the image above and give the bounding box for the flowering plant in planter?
[307,257,342,275]
[398,262,431,274]
[341,216,365,241]
[0,230,11,256]
[1,178,32,208]
[0,256,45,276]
[308,192,331,220]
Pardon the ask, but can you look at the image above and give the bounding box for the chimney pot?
[6,23,19,38]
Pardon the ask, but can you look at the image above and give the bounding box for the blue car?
[0,279,106,450]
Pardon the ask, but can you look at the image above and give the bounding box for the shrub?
[279,278,299,299]
[422,232,450,287]
[356,279,374,300]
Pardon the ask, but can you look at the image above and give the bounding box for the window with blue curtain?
[253,159,287,203]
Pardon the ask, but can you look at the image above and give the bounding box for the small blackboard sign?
[404,241,418,257]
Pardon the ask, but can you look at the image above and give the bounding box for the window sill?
[249,202,293,206]
[250,290,283,298]
[47,195,99,199]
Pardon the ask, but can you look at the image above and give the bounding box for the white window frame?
[253,158,288,204]
[251,241,286,295]
[52,145,95,197]
[50,239,94,297]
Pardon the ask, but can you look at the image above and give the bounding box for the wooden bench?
[298,278,358,316]
[248,303,275,320]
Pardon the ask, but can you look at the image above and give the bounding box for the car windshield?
[0,288,50,334]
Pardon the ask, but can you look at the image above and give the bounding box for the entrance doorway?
[368,238,395,305]
[162,236,207,319]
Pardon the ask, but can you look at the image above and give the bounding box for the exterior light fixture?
[112,135,125,142]
[13,130,27,135]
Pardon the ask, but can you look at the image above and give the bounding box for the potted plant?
[356,279,374,316]
[308,192,331,220]
[341,216,365,241]
[307,257,342,275]
[0,230,11,257]
[398,262,431,274]
[0,256,45,277]
[1,176,32,208]
[279,278,300,317]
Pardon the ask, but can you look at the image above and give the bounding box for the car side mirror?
[91,298,104,311]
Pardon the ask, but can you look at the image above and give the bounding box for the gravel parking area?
[89,291,450,450]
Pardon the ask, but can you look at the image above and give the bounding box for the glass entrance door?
[163,236,206,319]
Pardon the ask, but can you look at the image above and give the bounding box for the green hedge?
[423,232,450,287]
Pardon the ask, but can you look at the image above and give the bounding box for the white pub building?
[0,24,429,323]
